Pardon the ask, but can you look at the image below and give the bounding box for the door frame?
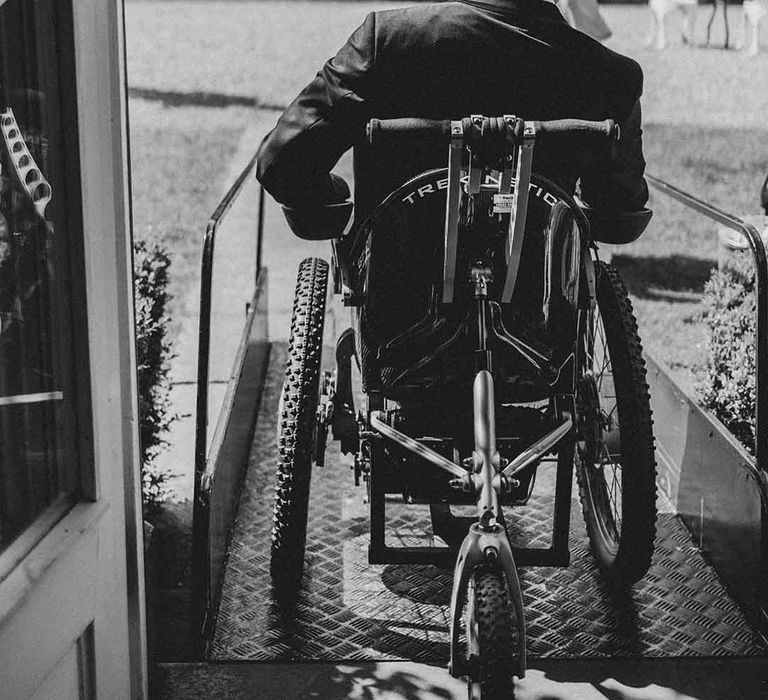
[0,0,146,696]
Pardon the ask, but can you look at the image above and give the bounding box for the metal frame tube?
[502,123,536,302]
[369,411,467,478]
[501,418,573,479]
[442,123,464,303]
[473,370,500,524]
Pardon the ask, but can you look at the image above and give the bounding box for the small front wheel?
[271,257,328,595]
[465,569,519,700]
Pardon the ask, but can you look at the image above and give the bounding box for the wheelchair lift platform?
[209,343,765,667]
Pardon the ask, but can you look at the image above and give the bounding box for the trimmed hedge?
[698,251,756,455]
[134,236,177,509]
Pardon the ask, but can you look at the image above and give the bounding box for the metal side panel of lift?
[647,351,768,639]
[194,270,271,649]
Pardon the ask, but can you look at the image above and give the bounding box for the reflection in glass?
[0,0,78,553]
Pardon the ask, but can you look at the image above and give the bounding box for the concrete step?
[153,657,768,699]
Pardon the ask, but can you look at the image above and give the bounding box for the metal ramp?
[209,343,764,663]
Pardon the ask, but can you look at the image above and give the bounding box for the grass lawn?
[128,101,253,323]
[596,5,767,389]
[614,122,768,388]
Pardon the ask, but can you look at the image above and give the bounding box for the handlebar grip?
[366,117,620,150]
[533,119,618,144]
[367,118,452,145]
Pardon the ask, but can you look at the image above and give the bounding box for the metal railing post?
[647,174,768,475]
[191,151,262,655]
[647,173,768,632]
[257,183,265,282]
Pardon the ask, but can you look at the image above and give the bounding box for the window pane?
[0,0,82,552]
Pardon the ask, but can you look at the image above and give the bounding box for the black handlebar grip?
[367,118,452,145]
[366,116,619,150]
[533,119,618,144]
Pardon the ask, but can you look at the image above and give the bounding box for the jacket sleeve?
[578,98,649,212]
[256,13,376,207]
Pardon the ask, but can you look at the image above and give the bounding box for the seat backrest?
[351,167,585,398]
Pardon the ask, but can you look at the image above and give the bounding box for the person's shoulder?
[374,2,475,20]
[602,46,643,88]
[372,2,479,31]
[579,38,644,93]
[368,2,481,53]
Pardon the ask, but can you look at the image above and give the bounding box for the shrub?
[698,250,756,455]
[134,235,177,509]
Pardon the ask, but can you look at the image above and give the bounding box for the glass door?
[0,0,90,555]
[0,0,145,697]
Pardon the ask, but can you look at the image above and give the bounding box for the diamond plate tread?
[210,342,765,662]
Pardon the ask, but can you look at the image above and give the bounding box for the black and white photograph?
[0,0,767,697]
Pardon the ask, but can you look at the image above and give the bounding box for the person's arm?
[256,13,376,208]
[578,98,649,212]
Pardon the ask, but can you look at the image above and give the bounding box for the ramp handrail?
[192,155,265,646]
[646,173,767,475]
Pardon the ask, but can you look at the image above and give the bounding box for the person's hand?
[282,173,353,240]
[580,206,653,245]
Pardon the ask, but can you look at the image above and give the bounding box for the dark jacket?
[257,0,648,223]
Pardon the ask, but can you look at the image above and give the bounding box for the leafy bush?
[698,250,756,455]
[134,236,177,508]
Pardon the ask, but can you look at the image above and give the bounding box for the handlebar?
[366,116,619,149]
[367,118,454,144]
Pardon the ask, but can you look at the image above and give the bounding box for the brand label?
[493,194,515,213]
[400,174,560,208]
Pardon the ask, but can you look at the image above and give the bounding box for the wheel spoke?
[594,327,610,384]
[577,262,656,586]
[600,443,622,531]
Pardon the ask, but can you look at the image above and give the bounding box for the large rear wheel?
[576,261,657,587]
[271,257,328,595]
[465,569,519,700]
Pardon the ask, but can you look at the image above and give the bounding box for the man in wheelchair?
[257,0,650,233]
[256,2,657,698]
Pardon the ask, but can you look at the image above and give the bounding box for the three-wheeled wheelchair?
[270,115,657,699]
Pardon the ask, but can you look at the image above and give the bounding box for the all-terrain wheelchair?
[271,115,657,699]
